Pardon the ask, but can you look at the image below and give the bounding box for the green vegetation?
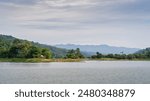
[91,48,150,60]
[0,58,83,62]
[0,34,150,62]
[65,48,84,59]
[0,38,52,59]
[0,34,84,62]
[0,34,67,58]
[32,42,67,58]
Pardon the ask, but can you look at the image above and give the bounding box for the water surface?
[0,61,150,84]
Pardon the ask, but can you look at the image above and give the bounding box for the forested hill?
[0,34,67,58]
[135,48,150,58]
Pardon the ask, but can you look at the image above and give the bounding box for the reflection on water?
[0,61,150,84]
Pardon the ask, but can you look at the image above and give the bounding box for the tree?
[65,48,84,59]
[127,54,135,60]
[9,39,32,58]
[27,46,41,58]
[76,48,84,58]
[91,52,103,59]
[7,39,52,59]
[0,49,9,58]
[106,54,114,58]
[96,52,102,58]
[41,48,52,59]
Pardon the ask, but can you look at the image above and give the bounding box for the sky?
[0,0,150,48]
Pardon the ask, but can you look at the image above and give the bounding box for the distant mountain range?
[0,34,142,57]
[55,44,141,55]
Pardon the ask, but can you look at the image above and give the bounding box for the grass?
[89,58,150,61]
[0,58,149,63]
[0,58,83,63]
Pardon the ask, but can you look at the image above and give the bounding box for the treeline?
[0,39,52,59]
[0,35,84,59]
[0,34,84,59]
[1,35,150,60]
[65,48,84,59]
[0,34,67,58]
[91,49,150,60]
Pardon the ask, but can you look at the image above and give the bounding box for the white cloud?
[37,0,95,7]
[37,0,135,7]
[0,0,136,22]
[5,0,136,28]
[0,0,150,48]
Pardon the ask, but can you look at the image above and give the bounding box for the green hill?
[135,48,150,58]
[0,34,67,58]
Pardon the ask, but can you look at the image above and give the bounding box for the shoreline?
[0,58,150,63]
[89,58,150,61]
[0,58,84,63]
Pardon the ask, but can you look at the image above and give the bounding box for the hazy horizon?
[0,33,145,49]
[0,0,150,48]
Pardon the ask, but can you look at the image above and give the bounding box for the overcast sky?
[0,0,150,48]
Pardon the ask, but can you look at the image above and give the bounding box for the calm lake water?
[0,61,150,84]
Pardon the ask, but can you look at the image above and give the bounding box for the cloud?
[2,0,137,30]
[0,0,132,8]
[37,0,135,7]
[0,0,149,31]
[0,0,38,5]
[37,0,96,7]
[0,0,150,48]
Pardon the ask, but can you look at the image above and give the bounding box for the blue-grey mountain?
[55,44,140,55]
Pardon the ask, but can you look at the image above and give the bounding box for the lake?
[0,61,150,84]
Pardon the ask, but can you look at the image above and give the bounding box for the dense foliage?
[91,48,150,60]
[0,35,52,59]
[0,34,67,58]
[0,34,150,60]
[135,48,150,58]
[65,48,84,59]
[32,42,67,58]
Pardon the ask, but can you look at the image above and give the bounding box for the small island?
[0,35,150,62]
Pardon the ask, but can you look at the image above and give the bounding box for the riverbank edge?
[0,58,150,63]
[0,58,84,63]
